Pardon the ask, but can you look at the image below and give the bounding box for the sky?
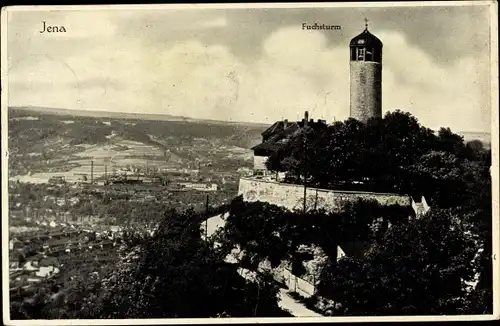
[5,3,494,132]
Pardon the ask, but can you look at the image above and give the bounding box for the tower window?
[356,48,365,61]
[350,48,357,61]
[365,48,373,61]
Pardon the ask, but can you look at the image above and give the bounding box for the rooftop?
[349,25,383,48]
[253,117,327,153]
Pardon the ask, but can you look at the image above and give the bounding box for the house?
[48,176,66,185]
[68,197,80,206]
[27,275,44,283]
[96,179,107,186]
[237,167,253,176]
[251,111,327,173]
[178,182,218,192]
[75,173,88,183]
[10,270,30,284]
[22,261,39,271]
[36,256,60,278]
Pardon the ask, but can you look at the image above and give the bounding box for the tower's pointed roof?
[349,24,383,48]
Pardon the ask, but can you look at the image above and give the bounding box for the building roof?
[253,118,327,153]
[261,120,299,138]
[261,121,283,138]
[38,256,60,267]
[252,122,300,152]
[349,27,383,48]
[267,124,300,143]
[251,141,284,152]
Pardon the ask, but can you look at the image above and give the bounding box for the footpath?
[236,267,322,317]
[277,288,322,317]
[204,213,323,317]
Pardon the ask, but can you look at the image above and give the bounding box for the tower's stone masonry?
[349,61,382,123]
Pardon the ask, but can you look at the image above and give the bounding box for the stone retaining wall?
[238,177,411,212]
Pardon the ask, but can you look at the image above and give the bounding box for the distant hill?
[8,106,489,149]
[458,131,491,148]
[8,106,266,152]
[9,106,270,128]
[7,106,267,178]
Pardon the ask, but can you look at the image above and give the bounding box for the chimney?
[283,119,288,127]
[304,111,309,127]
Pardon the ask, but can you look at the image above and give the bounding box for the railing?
[282,267,316,298]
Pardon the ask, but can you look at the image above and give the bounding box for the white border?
[489,0,500,319]
[1,1,499,325]
[0,1,497,10]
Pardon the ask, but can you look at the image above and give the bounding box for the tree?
[404,150,489,209]
[265,123,327,183]
[464,140,485,161]
[436,127,466,157]
[216,199,293,269]
[266,110,441,193]
[83,207,286,318]
[310,119,365,188]
[317,208,477,315]
[365,111,438,193]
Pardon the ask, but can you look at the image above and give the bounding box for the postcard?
[1,1,499,325]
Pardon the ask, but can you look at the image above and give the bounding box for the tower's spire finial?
[364,17,369,30]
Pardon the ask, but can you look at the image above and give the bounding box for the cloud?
[58,11,118,39]
[199,17,227,28]
[8,55,83,109]
[378,31,491,132]
[7,7,492,133]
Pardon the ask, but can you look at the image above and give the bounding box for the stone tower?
[349,20,383,123]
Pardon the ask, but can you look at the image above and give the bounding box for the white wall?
[238,177,411,213]
[253,155,268,171]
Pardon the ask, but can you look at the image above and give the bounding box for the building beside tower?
[251,111,326,173]
[349,22,383,123]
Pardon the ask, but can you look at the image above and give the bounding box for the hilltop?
[9,106,489,146]
[9,106,271,127]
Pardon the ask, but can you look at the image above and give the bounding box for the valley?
[8,106,265,184]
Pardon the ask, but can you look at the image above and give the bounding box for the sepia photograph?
[1,1,498,324]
